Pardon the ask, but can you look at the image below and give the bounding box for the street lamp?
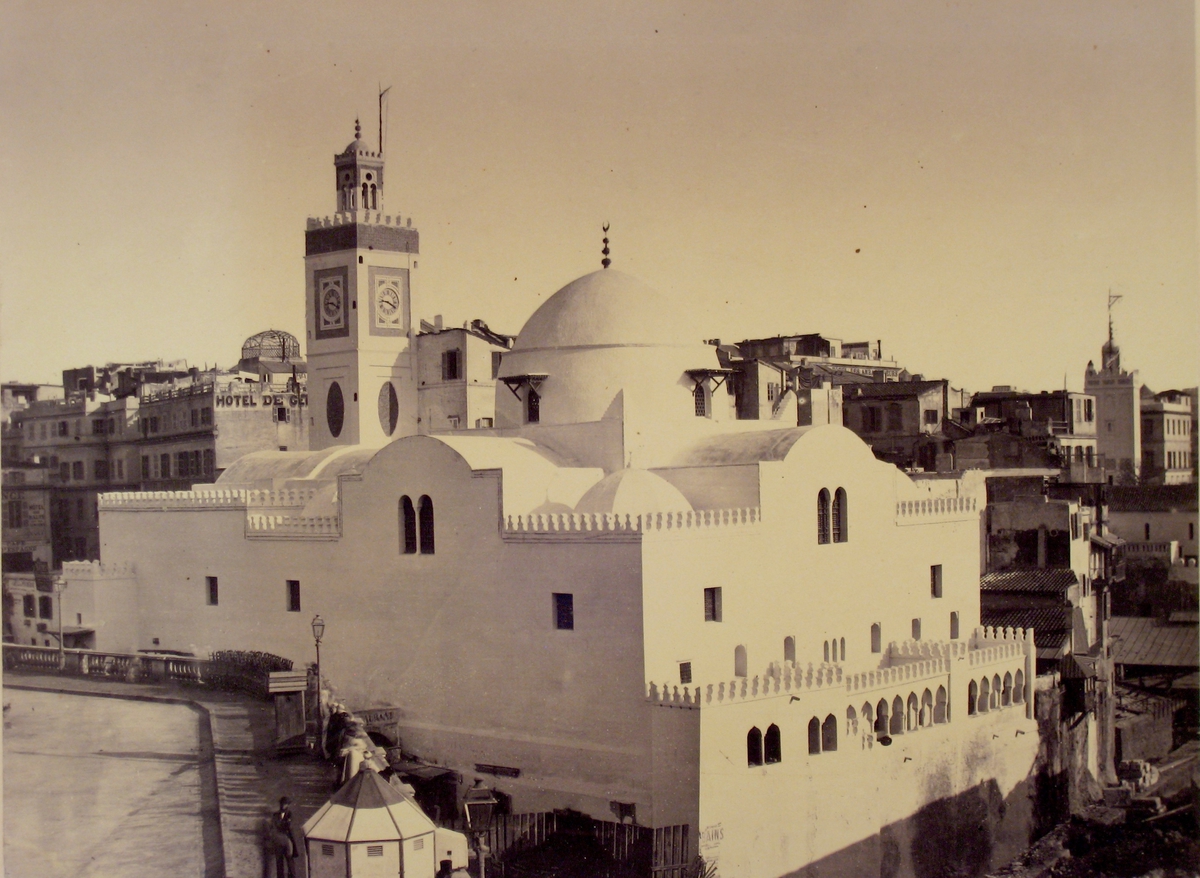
[311,614,325,752]
[463,780,498,878]
[56,578,68,670]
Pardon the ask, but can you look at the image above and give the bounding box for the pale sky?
[1,1,1196,394]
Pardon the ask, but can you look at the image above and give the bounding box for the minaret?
[1084,292,1139,483]
[304,122,419,450]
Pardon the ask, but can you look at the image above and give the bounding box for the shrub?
[207,650,293,698]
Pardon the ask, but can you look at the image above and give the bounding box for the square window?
[286,580,301,612]
[553,593,574,630]
[703,587,722,622]
[930,564,943,598]
[924,409,939,425]
[206,576,219,606]
[679,662,692,685]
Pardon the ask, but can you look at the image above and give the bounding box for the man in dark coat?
[267,796,300,878]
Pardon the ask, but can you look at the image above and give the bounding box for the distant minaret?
[304,121,420,450]
[1084,291,1139,482]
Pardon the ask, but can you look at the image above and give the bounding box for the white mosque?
[72,126,1040,878]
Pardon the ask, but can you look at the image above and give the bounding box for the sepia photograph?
[1,2,1197,877]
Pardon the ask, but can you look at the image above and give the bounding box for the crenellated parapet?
[242,488,322,509]
[886,639,969,664]
[504,507,761,541]
[894,496,978,525]
[62,560,136,579]
[306,211,414,230]
[967,626,1035,669]
[245,514,341,540]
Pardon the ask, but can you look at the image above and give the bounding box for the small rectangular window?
[930,564,943,598]
[201,407,213,425]
[60,462,70,481]
[553,593,574,630]
[72,461,84,480]
[39,595,53,620]
[950,611,960,640]
[23,594,35,617]
[923,409,939,425]
[321,844,335,857]
[703,587,722,622]
[115,459,124,479]
[442,349,461,381]
[287,580,301,612]
[911,618,921,640]
[191,409,199,427]
[141,456,150,479]
[679,662,692,685]
[367,845,384,857]
[206,576,218,606]
[160,453,171,478]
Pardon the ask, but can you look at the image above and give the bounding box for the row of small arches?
[851,688,949,738]
[399,495,435,554]
[967,671,1024,715]
[339,182,379,211]
[817,488,848,544]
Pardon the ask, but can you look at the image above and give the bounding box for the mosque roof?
[575,469,693,515]
[669,427,815,467]
[510,270,701,353]
[213,446,376,489]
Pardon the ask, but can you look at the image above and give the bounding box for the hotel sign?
[215,393,308,408]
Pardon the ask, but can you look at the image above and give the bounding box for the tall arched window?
[890,696,904,734]
[693,383,708,418]
[920,689,933,727]
[871,623,881,654]
[934,686,948,724]
[808,717,821,754]
[875,699,889,735]
[783,636,795,664]
[991,675,1001,710]
[418,495,435,554]
[362,182,369,207]
[764,724,781,764]
[370,183,377,209]
[1002,672,1013,707]
[817,489,831,544]
[861,702,874,731]
[823,640,830,663]
[1014,670,1025,704]
[911,618,922,641]
[527,388,540,424]
[950,611,960,640]
[907,693,919,731]
[968,681,978,716]
[399,496,416,554]
[734,645,747,678]
[747,727,763,766]
[846,706,859,736]
[832,488,848,542]
[978,678,990,713]
[840,637,846,661]
[821,714,838,752]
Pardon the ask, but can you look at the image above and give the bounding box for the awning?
[389,759,460,782]
[1091,533,1125,550]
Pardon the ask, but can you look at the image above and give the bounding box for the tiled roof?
[979,569,1078,594]
[1106,485,1198,513]
[1109,616,1199,670]
[844,380,945,399]
[981,607,1070,661]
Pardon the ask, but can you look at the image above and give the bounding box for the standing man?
[268,796,300,878]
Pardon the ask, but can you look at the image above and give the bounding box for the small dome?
[511,270,701,353]
[241,329,300,362]
[342,138,368,154]
[575,469,693,515]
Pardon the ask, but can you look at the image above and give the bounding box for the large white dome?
[511,270,700,352]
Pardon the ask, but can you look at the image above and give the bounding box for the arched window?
[840,637,846,661]
[362,182,369,207]
[846,706,858,737]
[734,645,747,678]
[861,702,873,731]
[379,382,399,437]
[911,618,921,641]
[418,495,435,554]
[950,611,960,640]
[1014,670,1025,704]
[527,388,540,424]
[1002,672,1013,707]
[808,717,821,754]
[783,636,795,664]
[991,675,1001,710]
[907,693,919,731]
[920,689,933,727]
[875,699,889,735]
[823,640,830,663]
[399,496,416,554]
[817,489,831,544]
[935,686,948,724]
[764,724,781,764]
[871,623,881,654]
[890,696,904,735]
[822,714,838,752]
[370,183,377,209]
[832,488,848,542]
[978,678,990,713]
[747,727,763,766]
[968,681,978,716]
[693,383,707,418]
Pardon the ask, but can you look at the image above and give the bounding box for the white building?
[75,129,1040,878]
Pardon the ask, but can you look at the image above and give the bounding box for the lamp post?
[56,578,67,670]
[311,614,325,753]
[463,780,498,878]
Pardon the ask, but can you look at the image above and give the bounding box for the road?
[3,688,208,878]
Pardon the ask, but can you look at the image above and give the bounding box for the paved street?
[3,688,210,878]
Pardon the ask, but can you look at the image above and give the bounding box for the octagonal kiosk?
[303,766,468,878]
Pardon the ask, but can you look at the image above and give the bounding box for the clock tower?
[305,121,419,450]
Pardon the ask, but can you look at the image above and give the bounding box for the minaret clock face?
[372,273,407,332]
[317,274,346,332]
